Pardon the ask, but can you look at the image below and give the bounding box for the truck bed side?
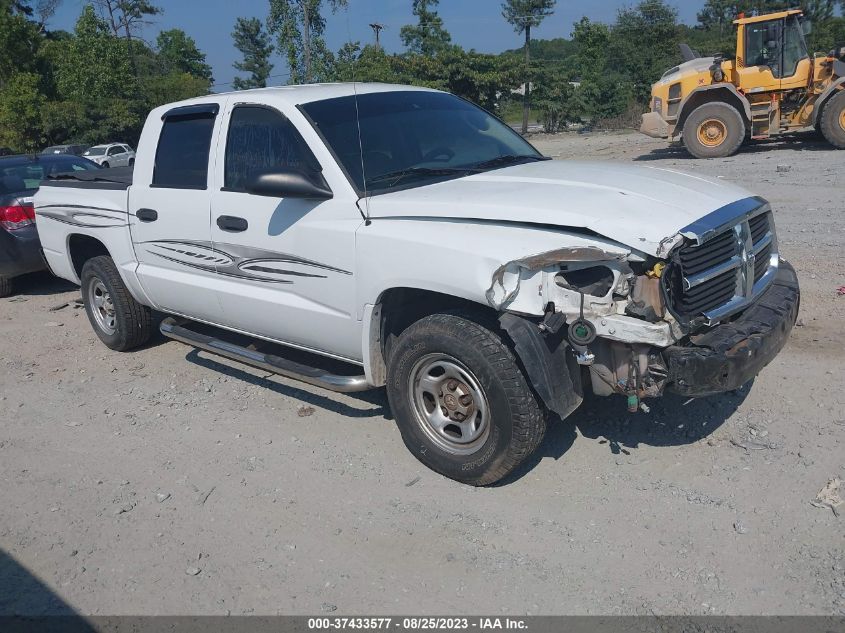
[35,171,150,306]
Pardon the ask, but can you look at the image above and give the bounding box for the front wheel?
[819,91,845,149]
[682,102,745,159]
[81,255,153,351]
[386,313,546,486]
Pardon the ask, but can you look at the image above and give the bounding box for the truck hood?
[364,160,755,257]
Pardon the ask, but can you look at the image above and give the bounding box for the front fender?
[354,218,635,319]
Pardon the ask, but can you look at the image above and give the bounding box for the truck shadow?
[7,271,77,297]
[184,348,390,420]
[497,384,750,486]
[633,130,831,161]
[0,548,95,630]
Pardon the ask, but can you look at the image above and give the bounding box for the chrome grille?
[668,201,778,326]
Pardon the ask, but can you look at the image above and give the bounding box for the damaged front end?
[490,241,683,416]
[489,210,799,417]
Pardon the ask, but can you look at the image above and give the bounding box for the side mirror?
[246,169,333,200]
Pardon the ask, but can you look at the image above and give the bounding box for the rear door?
[208,101,362,360]
[129,101,228,321]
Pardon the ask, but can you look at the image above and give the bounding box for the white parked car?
[83,143,136,168]
[34,84,799,485]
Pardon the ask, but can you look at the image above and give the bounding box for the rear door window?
[153,110,217,189]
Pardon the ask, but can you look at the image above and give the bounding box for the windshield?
[84,147,106,156]
[300,91,545,195]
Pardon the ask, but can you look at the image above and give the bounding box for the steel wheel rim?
[88,279,116,335]
[698,118,727,147]
[408,353,491,456]
[839,108,845,133]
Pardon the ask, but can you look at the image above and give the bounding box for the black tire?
[386,313,546,486]
[128,158,135,167]
[0,276,12,298]
[682,102,746,159]
[102,161,110,168]
[81,255,152,351]
[819,91,845,149]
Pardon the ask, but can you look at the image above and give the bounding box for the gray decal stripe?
[38,212,128,228]
[143,240,352,276]
[152,244,230,264]
[38,204,127,214]
[240,264,327,278]
[150,252,294,284]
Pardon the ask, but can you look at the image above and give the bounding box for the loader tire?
[819,90,845,149]
[683,102,745,159]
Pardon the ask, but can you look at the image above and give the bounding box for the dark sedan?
[0,154,101,296]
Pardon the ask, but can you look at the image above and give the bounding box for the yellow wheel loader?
[641,9,845,158]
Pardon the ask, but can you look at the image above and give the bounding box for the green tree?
[232,17,274,89]
[611,0,679,105]
[156,29,212,82]
[531,69,580,132]
[400,0,452,56]
[0,72,45,150]
[93,0,161,42]
[54,5,133,102]
[501,0,556,133]
[268,0,348,84]
[0,0,41,85]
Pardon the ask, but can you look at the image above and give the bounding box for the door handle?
[217,215,248,232]
[136,208,158,222]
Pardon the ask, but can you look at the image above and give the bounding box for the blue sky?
[48,0,703,90]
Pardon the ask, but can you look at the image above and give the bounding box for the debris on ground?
[195,486,215,506]
[48,302,69,312]
[811,478,843,517]
[297,405,315,417]
[776,164,792,173]
[837,286,845,297]
[185,567,202,576]
[733,519,749,534]
[405,476,421,487]
[155,492,171,503]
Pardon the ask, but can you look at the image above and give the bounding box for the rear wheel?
[820,91,845,149]
[683,102,745,159]
[101,161,110,168]
[81,255,152,351]
[0,276,12,298]
[386,313,546,486]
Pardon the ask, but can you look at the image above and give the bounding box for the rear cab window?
[152,104,219,190]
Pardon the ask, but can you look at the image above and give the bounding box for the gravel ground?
[1,130,843,617]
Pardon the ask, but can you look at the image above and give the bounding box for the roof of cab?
[160,82,440,113]
[734,9,803,25]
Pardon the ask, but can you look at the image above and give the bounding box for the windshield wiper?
[471,154,550,170]
[367,166,477,187]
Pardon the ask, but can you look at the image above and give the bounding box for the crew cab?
[34,84,800,485]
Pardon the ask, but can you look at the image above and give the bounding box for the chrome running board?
[159,317,371,393]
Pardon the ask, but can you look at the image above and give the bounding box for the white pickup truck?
[35,83,800,485]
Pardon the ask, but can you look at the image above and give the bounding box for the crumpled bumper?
[663,261,800,397]
[640,112,670,139]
